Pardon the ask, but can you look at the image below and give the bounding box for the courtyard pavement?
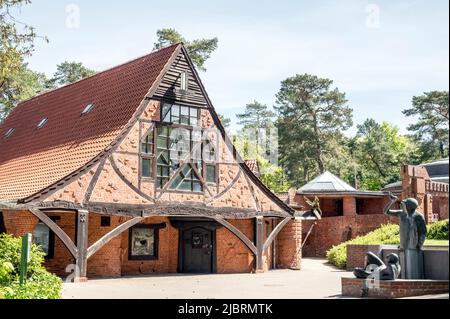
[62,258,353,299]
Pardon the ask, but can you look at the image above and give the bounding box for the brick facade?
[1,210,283,278]
[302,215,398,257]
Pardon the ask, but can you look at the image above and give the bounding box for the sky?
[12,0,450,134]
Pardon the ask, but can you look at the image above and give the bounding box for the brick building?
[281,171,396,257]
[0,44,301,281]
[283,167,449,257]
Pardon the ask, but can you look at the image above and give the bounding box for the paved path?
[62,258,352,299]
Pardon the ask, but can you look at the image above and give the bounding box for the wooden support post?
[75,210,89,283]
[255,216,264,273]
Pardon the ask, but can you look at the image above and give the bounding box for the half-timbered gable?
[0,44,301,280]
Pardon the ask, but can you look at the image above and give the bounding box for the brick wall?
[2,210,38,236]
[342,278,449,298]
[302,215,398,257]
[120,217,179,276]
[217,219,255,273]
[277,219,302,269]
[346,244,383,271]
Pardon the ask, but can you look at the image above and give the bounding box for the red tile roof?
[0,44,179,201]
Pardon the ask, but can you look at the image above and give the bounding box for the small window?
[206,164,216,183]
[81,103,94,115]
[37,117,48,129]
[180,72,188,91]
[4,128,14,139]
[141,158,153,178]
[32,217,59,259]
[141,130,154,154]
[101,216,111,227]
[128,225,158,260]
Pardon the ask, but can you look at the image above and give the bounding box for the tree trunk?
[312,113,325,174]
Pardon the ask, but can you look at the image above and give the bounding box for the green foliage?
[326,224,400,269]
[0,61,49,120]
[403,91,449,160]
[217,113,231,128]
[236,101,275,130]
[49,61,96,88]
[259,160,291,193]
[154,28,218,72]
[276,74,353,184]
[352,120,422,190]
[0,234,62,299]
[1,0,48,120]
[427,219,449,240]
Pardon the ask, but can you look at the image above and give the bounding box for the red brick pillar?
[277,218,302,270]
[402,165,431,223]
[343,197,357,216]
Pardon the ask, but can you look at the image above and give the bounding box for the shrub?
[427,219,449,240]
[0,234,62,299]
[326,224,400,269]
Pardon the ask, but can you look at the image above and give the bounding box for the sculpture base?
[342,278,449,298]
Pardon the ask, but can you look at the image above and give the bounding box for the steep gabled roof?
[298,171,356,193]
[0,43,293,214]
[0,44,180,201]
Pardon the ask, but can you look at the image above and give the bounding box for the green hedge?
[326,224,400,269]
[0,234,62,299]
[326,220,449,269]
[427,219,449,240]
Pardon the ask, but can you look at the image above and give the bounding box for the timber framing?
[1,43,300,280]
[0,201,290,219]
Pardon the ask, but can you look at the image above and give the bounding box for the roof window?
[81,103,94,116]
[4,128,15,139]
[37,118,48,129]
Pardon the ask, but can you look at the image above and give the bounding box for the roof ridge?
[17,43,182,106]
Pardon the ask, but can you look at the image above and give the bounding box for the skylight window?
[81,103,94,116]
[4,128,15,139]
[37,118,48,129]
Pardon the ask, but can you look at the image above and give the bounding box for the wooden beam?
[211,216,257,255]
[205,170,242,204]
[75,210,89,281]
[255,216,264,271]
[262,217,292,252]
[87,217,144,259]
[83,159,106,205]
[29,208,78,258]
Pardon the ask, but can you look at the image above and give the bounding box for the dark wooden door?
[182,227,213,273]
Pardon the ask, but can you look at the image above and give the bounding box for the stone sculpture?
[384,194,427,279]
[354,252,401,280]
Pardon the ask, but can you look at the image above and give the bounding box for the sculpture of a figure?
[384,194,427,279]
[354,252,401,280]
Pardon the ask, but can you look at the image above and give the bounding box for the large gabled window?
[156,126,203,192]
